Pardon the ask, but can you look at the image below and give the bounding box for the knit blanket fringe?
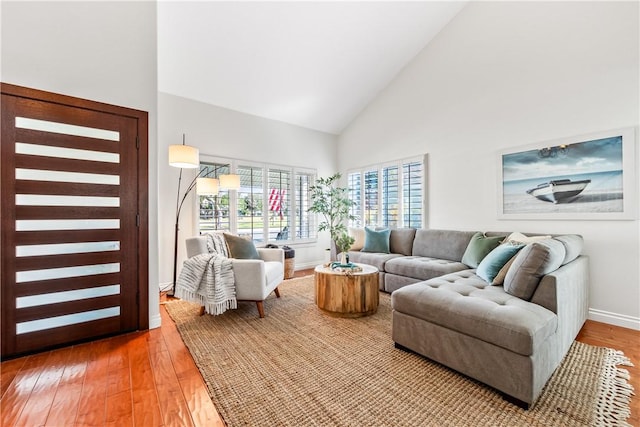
[175,253,236,315]
[173,287,238,316]
[595,348,635,427]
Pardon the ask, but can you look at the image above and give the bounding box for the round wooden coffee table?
[314,263,379,318]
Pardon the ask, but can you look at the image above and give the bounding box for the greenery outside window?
[237,164,265,242]
[199,163,230,233]
[198,157,316,244]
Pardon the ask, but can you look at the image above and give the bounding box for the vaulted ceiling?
[158,1,467,135]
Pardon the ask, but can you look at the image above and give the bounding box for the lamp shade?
[168,144,199,168]
[196,177,219,195]
[219,174,240,190]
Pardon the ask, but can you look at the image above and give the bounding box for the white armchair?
[185,236,284,318]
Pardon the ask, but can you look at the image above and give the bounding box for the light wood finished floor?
[2,270,638,426]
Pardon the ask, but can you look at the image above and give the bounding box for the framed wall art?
[498,127,636,220]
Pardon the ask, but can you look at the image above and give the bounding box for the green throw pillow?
[362,227,391,253]
[224,233,260,260]
[461,232,504,268]
[476,243,524,283]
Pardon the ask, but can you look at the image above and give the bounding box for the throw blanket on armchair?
[175,253,236,315]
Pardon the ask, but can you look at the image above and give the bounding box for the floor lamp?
[168,135,240,294]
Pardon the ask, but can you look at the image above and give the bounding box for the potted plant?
[308,173,356,264]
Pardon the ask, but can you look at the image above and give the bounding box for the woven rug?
[165,276,634,426]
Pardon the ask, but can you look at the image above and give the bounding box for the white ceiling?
[158,1,467,135]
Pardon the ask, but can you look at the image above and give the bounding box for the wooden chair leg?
[274,287,281,298]
[199,306,205,316]
[256,301,265,318]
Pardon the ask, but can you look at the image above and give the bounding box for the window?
[347,173,361,227]
[348,156,424,229]
[267,168,290,241]
[382,165,399,227]
[364,169,379,226]
[197,157,316,244]
[403,161,423,228]
[199,162,230,233]
[294,171,314,239]
[237,164,264,242]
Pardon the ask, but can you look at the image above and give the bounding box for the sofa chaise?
[344,228,589,407]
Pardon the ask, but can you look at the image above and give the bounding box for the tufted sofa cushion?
[385,256,469,281]
[391,270,558,356]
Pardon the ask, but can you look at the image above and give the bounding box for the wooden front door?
[1,84,148,358]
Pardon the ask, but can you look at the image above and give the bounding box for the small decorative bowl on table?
[326,262,363,273]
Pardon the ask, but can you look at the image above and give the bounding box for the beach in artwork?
[503,171,623,214]
[501,135,625,215]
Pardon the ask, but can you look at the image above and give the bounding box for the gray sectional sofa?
[344,228,589,407]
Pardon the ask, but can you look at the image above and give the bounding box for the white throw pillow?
[504,232,552,244]
[348,227,365,251]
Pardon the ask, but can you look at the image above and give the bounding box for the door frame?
[1,83,149,352]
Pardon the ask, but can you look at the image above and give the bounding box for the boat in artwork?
[526,178,591,204]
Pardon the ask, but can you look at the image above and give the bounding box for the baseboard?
[588,308,640,331]
[158,281,173,292]
[149,313,162,329]
[294,260,323,271]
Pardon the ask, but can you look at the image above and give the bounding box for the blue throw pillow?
[476,243,524,283]
[362,227,391,253]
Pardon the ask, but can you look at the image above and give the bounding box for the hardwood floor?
[2,270,638,426]
[1,307,224,427]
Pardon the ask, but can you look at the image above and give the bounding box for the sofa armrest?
[257,248,284,264]
[186,236,208,258]
[531,255,589,347]
[230,258,266,284]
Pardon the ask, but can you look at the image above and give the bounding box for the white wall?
[339,2,640,329]
[158,93,337,286]
[1,1,161,328]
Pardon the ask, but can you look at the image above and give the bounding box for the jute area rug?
[166,276,634,427]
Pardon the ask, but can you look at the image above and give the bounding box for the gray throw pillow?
[389,228,417,256]
[224,233,260,260]
[503,239,566,300]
